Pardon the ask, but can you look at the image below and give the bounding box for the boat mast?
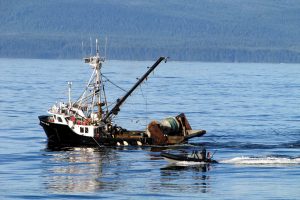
[95,39,103,120]
[68,81,72,106]
[76,38,107,122]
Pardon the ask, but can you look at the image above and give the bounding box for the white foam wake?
[220,156,300,165]
[173,161,207,166]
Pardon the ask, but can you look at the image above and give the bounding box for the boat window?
[80,127,84,133]
[85,127,88,133]
[54,115,56,119]
[58,117,62,122]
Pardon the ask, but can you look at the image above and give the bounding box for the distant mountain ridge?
[0,0,300,62]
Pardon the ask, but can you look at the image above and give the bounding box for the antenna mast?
[96,38,99,57]
[90,37,92,56]
[104,36,108,60]
[68,81,72,106]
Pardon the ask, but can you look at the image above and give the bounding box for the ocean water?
[0,58,300,199]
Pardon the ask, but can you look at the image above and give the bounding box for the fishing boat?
[38,39,206,146]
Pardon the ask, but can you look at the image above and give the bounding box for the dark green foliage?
[1,0,300,62]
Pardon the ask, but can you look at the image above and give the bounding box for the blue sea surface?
[0,58,300,199]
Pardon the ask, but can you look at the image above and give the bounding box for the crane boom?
[103,56,167,122]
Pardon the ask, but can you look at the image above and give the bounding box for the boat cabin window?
[54,115,56,119]
[85,127,88,133]
[80,127,84,133]
[58,117,62,122]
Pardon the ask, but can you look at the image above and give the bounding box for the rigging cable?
[101,73,127,92]
[139,77,148,128]
[92,137,102,148]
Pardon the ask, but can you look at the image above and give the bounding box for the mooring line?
[92,137,102,148]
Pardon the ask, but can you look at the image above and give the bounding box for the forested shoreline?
[1,0,299,62]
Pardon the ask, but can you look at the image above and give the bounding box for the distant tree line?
[1,0,300,62]
[1,36,300,63]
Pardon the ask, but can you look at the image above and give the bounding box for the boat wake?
[220,156,300,165]
[170,161,208,166]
